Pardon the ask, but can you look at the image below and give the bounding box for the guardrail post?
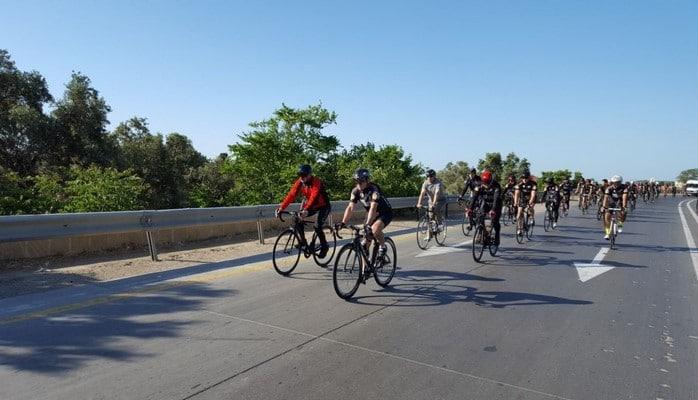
[256,208,265,245]
[146,231,159,261]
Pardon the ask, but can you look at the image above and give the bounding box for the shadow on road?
[0,283,235,375]
[350,269,592,308]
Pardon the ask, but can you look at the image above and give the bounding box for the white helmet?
[610,175,622,183]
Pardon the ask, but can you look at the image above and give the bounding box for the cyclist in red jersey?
[276,164,331,257]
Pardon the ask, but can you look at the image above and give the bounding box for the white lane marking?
[415,240,472,258]
[689,199,698,224]
[678,200,698,282]
[573,247,613,282]
[203,310,574,400]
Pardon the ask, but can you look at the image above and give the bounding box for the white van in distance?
[686,179,698,196]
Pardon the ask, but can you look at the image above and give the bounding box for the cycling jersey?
[350,183,393,217]
[559,181,573,194]
[605,184,628,207]
[516,179,537,206]
[460,175,482,198]
[470,181,502,211]
[421,178,445,205]
[543,184,561,203]
[280,176,330,211]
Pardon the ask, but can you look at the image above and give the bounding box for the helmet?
[546,177,554,184]
[522,169,531,179]
[426,169,436,178]
[602,178,608,183]
[297,164,312,177]
[353,168,370,182]
[610,175,622,183]
[470,168,477,174]
[481,170,492,184]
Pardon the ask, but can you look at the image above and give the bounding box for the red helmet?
[481,170,492,184]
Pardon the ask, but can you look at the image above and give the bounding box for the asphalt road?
[1,197,697,400]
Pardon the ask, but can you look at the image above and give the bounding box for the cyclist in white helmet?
[602,175,628,239]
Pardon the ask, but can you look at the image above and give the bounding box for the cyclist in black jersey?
[514,169,537,236]
[339,168,393,258]
[559,176,573,211]
[603,175,628,239]
[468,170,502,246]
[459,168,482,201]
[543,178,561,228]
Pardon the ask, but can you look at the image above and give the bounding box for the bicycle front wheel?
[434,220,447,246]
[416,216,431,250]
[543,211,551,232]
[525,215,534,240]
[311,228,337,268]
[461,214,472,236]
[272,229,302,276]
[374,237,397,287]
[333,244,362,300]
[472,225,486,262]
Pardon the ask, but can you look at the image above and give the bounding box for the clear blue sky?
[4,0,697,181]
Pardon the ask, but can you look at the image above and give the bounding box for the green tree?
[228,104,339,205]
[334,143,423,199]
[572,171,584,187]
[437,161,470,195]
[539,169,573,191]
[187,154,237,207]
[477,152,503,180]
[52,72,114,166]
[62,166,148,212]
[677,168,698,183]
[0,49,54,174]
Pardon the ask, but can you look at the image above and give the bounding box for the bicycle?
[560,194,570,218]
[502,194,516,226]
[596,202,603,221]
[543,202,558,232]
[472,210,498,262]
[607,207,622,250]
[458,199,474,236]
[333,225,397,300]
[272,211,337,276]
[515,205,535,244]
[416,206,446,249]
[580,194,590,215]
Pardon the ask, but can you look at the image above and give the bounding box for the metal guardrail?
[0,196,464,261]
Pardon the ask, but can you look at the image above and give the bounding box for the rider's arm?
[416,182,426,208]
[529,188,537,206]
[366,201,379,225]
[602,189,610,209]
[279,179,301,211]
[433,183,443,205]
[622,191,628,209]
[514,187,520,206]
[341,202,355,225]
[460,178,471,198]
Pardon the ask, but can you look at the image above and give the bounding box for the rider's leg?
[313,206,331,254]
[493,208,502,245]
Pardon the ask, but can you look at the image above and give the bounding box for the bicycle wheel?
[311,227,337,268]
[416,216,431,250]
[461,214,472,236]
[515,213,525,244]
[434,219,447,246]
[609,223,616,250]
[373,237,397,286]
[472,225,486,262]
[525,215,534,240]
[272,229,302,276]
[543,211,551,232]
[488,226,499,256]
[333,244,362,300]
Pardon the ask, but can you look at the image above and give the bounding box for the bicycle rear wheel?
[311,227,337,268]
[472,225,486,262]
[333,244,362,300]
[461,214,472,236]
[272,229,302,276]
[416,216,431,250]
[373,237,397,286]
[488,226,499,256]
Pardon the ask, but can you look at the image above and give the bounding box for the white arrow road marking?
[574,247,613,282]
[416,240,472,258]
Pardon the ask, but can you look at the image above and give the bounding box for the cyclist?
[467,170,502,246]
[578,179,593,210]
[339,168,393,258]
[602,175,628,239]
[416,169,446,235]
[458,168,482,230]
[514,169,537,236]
[542,177,561,228]
[559,176,573,212]
[502,174,517,217]
[276,164,331,257]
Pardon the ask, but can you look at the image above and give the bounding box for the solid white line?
[688,199,698,224]
[677,200,698,282]
[203,310,573,400]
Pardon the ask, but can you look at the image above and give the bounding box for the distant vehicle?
[686,179,698,196]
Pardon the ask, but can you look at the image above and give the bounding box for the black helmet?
[353,168,370,182]
[297,164,312,177]
[470,168,477,174]
[522,169,531,178]
[426,169,436,178]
